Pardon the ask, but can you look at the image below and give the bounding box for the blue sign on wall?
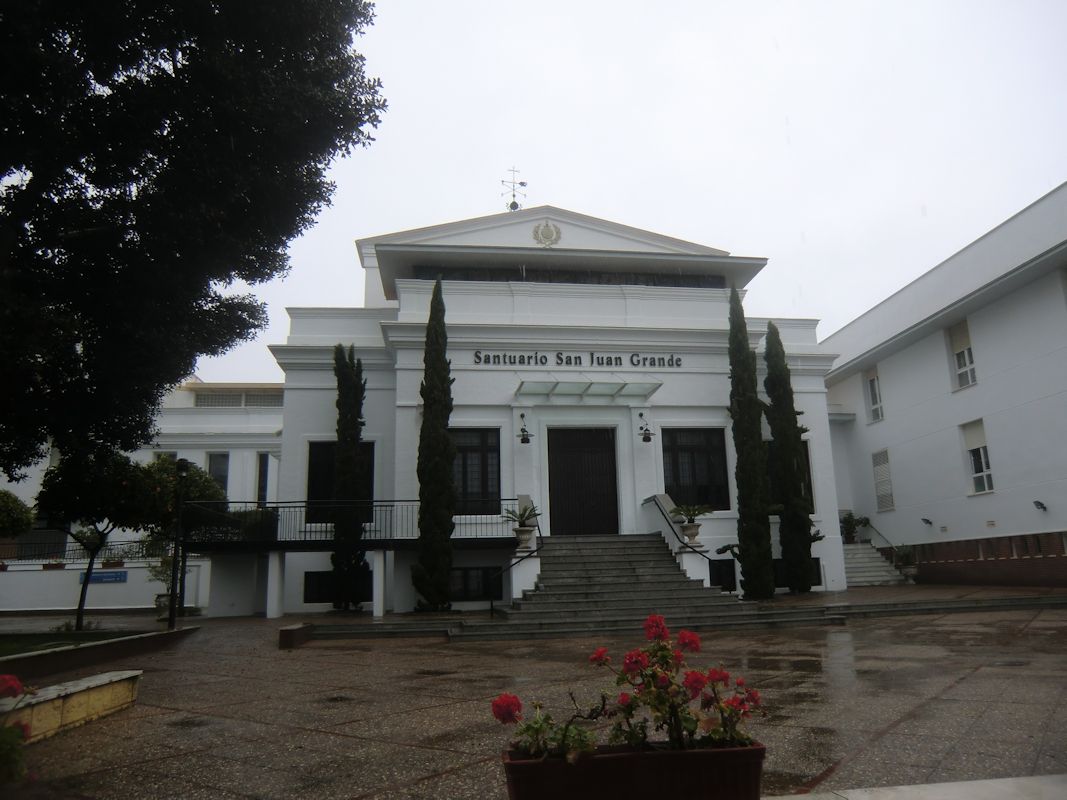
[79,570,128,584]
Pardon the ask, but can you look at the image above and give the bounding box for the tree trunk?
[76,545,102,631]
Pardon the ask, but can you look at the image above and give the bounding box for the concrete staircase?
[843,542,908,586]
[449,534,839,640]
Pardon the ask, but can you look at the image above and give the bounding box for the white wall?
[828,269,1067,546]
[0,559,207,612]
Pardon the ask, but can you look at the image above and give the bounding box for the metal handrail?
[488,515,545,620]
[643,495,717,581]
[859,518,914,569]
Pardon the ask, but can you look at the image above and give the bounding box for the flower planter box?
[101,559,124,568]
[42,563,65,570]
[502,742,765,800]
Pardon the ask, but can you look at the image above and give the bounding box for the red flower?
[672,649,684,666]
[491,693,522,724]
[13,721,31,741]
[677,629,701,652]
[723,695,745,712]
[622,649,650,675]
[643,614,670,642]
[745,688,762,707]
[655,670,671,689]
[683,670,708,699]
[0,674,24,698]
[706,668,730,685]
[617,692,633,707]
[588,647,610,665]
[735,677,746,687]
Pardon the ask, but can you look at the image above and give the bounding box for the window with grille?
[451,429,500,515]
[661,428,730,510]
[864,368,884,422]
[306,441,375,524]
[245,392,283,407]
[767,439,814,514]
[961,420,994,493]
[948,321,977,388]
[195,392,243,407]
[207,452,230,493]
[871,449,894,512]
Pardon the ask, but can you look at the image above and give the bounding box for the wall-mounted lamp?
[517,413,532,445]
[920,518,932,526]
[637,412,655,443]
[1033,500,1047,511]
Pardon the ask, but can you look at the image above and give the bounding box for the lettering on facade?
[472,351,683,368]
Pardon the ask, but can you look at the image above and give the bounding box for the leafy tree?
[140,457,227,539]
[0,489,33,538]
[0,1,386,480]
[331,343,370,610]
[36,452,152,630]
[140,457,226,614]
[411,281,456,610]
[727,287,774,600]
[764,321,822,593]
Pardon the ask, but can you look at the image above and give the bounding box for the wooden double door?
[547,428,619,536]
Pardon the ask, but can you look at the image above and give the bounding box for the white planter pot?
[513,526,535,549]
[679,522,701,543]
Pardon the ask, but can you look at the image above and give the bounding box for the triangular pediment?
[359,206,729,256]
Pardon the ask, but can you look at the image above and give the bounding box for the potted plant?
[492,614,766,799]
[41,559,65,570]
[503,504,540,549]
[670,504,711,543]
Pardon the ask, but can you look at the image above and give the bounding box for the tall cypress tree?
[411,280,456,611]
[763,322,821,593]
[727,287,775,599]
[331,344,369,609]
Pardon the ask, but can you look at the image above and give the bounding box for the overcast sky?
[196,0,1067,383]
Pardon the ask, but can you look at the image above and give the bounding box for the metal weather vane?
[501,167,527,211]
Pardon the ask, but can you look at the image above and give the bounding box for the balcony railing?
[181,499,521,548]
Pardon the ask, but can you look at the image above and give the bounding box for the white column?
[265,551,285,619]
[372,549,386,618]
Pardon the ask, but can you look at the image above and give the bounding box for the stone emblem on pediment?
[532,220,562,247]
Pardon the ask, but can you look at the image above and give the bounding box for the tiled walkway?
[4,585,1067,798]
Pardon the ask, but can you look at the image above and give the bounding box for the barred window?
[451,429,501,515]
[662,429,730,510]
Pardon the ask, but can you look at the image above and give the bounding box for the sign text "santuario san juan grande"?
[473,351,683,368]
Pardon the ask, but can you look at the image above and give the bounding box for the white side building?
[824,182,1067,585]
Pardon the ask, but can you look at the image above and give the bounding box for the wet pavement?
[3,589,1066,798]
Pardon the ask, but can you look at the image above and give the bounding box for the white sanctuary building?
[263,206,846,615]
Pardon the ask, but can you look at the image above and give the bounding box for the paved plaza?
[4,592,1067,798]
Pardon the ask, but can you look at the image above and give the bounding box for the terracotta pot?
[502,742,765,800]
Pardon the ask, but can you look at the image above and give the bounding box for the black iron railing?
[181,499,521,546]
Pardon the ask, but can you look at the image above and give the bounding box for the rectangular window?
[256,452,270,505]
[306,441,375,524]
[948,321,977,388]
[195,392,243,407]
[864,368,884,422]
[451,429,501,515]
[872,449,894,512]
[767,439,815,514]
[207,453,230,494]
[662,428,730,510]
[449,567,504,601]
[962,420,994,493]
